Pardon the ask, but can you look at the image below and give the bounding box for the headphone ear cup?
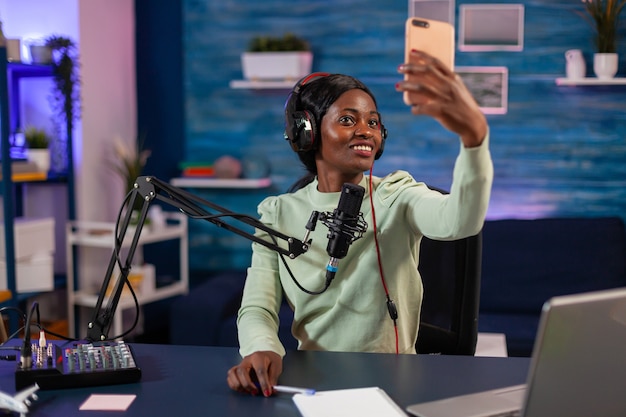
[284,72,330,154]
[375,124,388,160]
[289,110,318,152]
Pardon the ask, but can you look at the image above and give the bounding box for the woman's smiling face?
[316,89,383,183]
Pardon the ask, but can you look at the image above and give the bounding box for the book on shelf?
[181,166,215,177]
[0,160,47,181]
[179,161,215,178]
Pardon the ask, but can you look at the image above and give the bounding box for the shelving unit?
[1,58,75,307]
[65,212,188,338]
[555,77,626,86]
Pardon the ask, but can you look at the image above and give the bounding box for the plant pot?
[593,53,618,80]
[241,51,313,81]
[29,44,53,64]
[27,149,51,172]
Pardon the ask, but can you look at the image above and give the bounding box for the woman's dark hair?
[286,74,378,192]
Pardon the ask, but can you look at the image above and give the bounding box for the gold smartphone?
[404,17,455,105]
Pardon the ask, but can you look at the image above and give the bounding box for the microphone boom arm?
[85,176,310,342]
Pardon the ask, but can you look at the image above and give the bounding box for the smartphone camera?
[411,19,430,28]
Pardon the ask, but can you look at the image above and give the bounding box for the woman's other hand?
[226,351,283,397]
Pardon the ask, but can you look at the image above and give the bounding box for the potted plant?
[24,126,52,172]
[110,135,152,219]
[45,35,81,171]
[241,33,313,81]
[578,0,626,79]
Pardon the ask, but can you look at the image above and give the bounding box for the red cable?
[368,167,399,355]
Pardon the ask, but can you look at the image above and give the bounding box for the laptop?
[406,287,626,417]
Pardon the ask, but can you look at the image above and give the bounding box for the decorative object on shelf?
[29,44,52,64]
[241,33,313,81]
[213,155,242,179]
[0,21,21,63]
[578,0,625,78]
[111,135,152,223]
[23,35,52,64]
[565,49,587,79]
[0,20,5,46]
[6,38,21,62]
[594,52,619,78]
[111,134,152,196]
[242,154,271,179]
[45,35,81,171]
[24,126,51,173]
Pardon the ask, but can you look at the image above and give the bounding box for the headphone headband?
[291,72,331,96]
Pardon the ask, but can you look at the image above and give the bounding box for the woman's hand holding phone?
[397,50,487,148]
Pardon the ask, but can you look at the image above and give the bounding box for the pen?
[273,385,316,396]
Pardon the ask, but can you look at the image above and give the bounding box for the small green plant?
[248,33,310,52]
[24,126,51,149]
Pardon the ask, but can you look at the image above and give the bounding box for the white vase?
[593,53,618,80]
[565,49,586,79]
[26,149,51,172]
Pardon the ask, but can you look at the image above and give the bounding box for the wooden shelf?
[229,80,296,89]
[555,77,626,86]
[170,177,272,188]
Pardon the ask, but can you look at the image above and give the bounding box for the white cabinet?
[66,212,188,339]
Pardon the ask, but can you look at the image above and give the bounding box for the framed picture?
[408,0,455,25]
[459,4,524,52]
[455,66,509,114]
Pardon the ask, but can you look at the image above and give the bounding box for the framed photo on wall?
[408,0,455,25]
[459,4,524,51]
[455,66,509,114]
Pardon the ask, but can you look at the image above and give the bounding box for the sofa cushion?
[480,217,626,313]
[169,270,247,346]
[170,270,297,348]
[478,217,626,356]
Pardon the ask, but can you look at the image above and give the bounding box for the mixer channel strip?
[15,340,142,390]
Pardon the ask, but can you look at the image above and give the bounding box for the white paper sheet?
[79,394,137,411]
[292,386,406,417]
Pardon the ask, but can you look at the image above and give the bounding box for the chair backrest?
[416,229,483,355]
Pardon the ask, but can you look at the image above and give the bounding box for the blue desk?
[0,343,529,416]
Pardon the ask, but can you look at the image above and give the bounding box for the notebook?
[293,387,406,417]
[406,287,626,417]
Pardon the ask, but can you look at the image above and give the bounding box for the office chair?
[415,187,483,355]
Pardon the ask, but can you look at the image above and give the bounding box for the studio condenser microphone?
[323,183,367,285]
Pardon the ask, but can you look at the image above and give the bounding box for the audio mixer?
[15,340,141,390]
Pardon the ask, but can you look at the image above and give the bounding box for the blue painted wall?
[164,0,626,274]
